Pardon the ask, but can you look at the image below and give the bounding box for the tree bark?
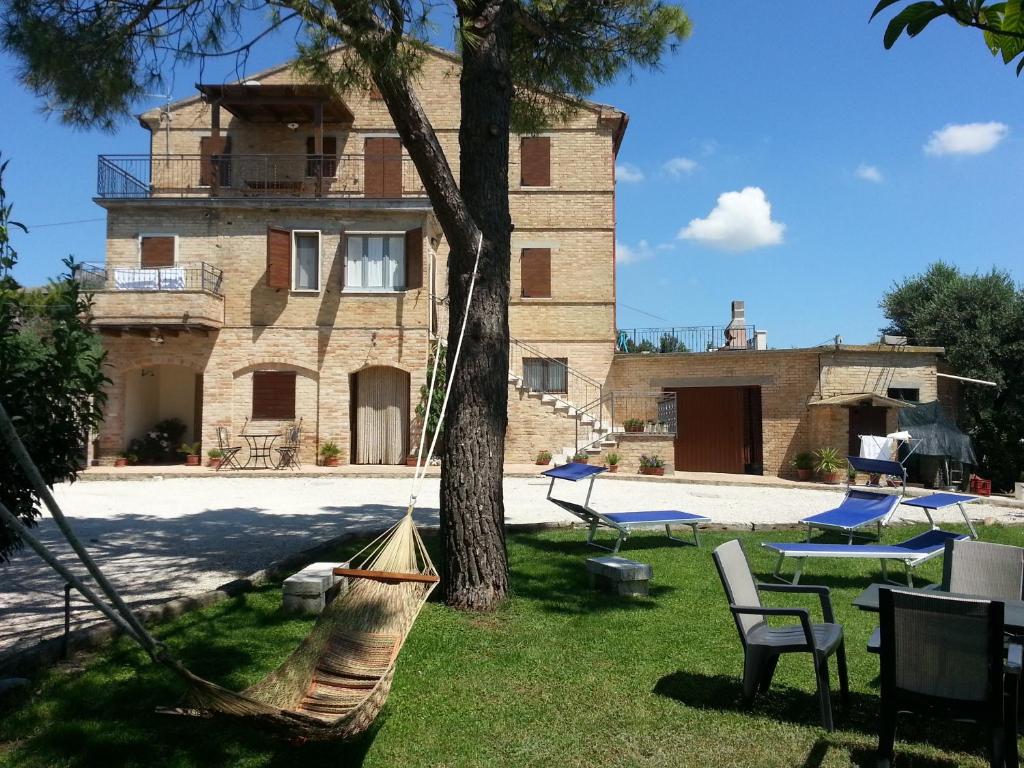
[437,0,514,610]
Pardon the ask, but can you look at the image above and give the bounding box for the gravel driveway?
[2,476,1021,657]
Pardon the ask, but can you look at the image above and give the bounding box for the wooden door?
[849,405,889,456]
[672,387,746,473]
[353,366,409,464]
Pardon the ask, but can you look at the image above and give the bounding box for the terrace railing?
[97,154,425,199]
[508,338,606,425]
[575,390,677,453]
[616,325,758,353]
[74,262,224,296]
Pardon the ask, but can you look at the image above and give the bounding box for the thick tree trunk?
[438,2,514,610]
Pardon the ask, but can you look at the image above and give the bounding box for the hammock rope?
[0,229,486,739]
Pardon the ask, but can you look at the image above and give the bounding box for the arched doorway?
[351,366,409,465]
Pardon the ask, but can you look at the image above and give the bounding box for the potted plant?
[207,448,223,469]
[535,450,552,466]
[407,452,420,467]
[639,454,665,476]
[572,451,589,464]
[605,452,620,474]
[623,418,644,434]
[319,441,341,467]
[846,463,858,485]
[114,451,129,468]
[791,451,814,481]
[814,447,844,484]
[178,441,202,466]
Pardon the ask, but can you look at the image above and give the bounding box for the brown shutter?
[520,137,551,187]
[369,86,384,101]
[323,136,337,177]
[340,228,348,288]
[404,228,423,290]
[520,248,551,298]
[252,371,296,420]
[140,236,175,268]
[364,137,403,198]
[266,227,291,289]
[199,135,230,186]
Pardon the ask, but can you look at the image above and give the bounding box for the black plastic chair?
[712,539,849,731]
[877,588,1021,768]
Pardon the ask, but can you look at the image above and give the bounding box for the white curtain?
[355,367,409,464]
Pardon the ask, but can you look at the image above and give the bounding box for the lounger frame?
[542,465,709,552]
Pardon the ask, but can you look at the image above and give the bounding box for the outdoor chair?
[712,539,849,731]
[216,425,243,471]
[876,588,1021,768]
[275,420,303,470]
[943,539,1024,601]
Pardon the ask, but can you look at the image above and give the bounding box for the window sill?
[342,288,407,295]
[291,288,321,295]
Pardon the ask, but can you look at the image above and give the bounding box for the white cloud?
[678,187,785,252]
[615,163,644,182]
[924,122,1009,156]
[616,239,655,265]
[663,156,698,177]
[855,164,884,183]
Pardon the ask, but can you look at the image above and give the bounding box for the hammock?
[0,235,484,740]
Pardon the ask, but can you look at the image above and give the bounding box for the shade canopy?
[197,83,354,124]
[809,392,916,409]
[899,400,977,464]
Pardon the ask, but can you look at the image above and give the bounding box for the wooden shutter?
[520,248,551,298]
[404,228,423,290]
[369,86,384,101]
[340,228,348,288]
[520,137,550,187]
[306,136,338,177]
[252,371,296,420]
[364,137,402,198]
[140,236,175,268]
[266,227,291,289]
[199,136,230,186]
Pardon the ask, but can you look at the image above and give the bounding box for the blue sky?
[1,1,1021,347]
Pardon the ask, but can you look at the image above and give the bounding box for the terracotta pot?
[207,458,222,469]
[624,425,643,433]
[407,457,419,467]
[640,466,665,476]
[185,455,200,466]
[114,458,128,468]
[796,468,812,481]
[821,470,843,485]
[535,458,551,466]
[323,457,340,467]
[608,464,619,473]
[572,457,588,464]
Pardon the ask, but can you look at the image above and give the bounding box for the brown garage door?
[672,386,759,474]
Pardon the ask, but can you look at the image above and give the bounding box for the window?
[292,231,320,291]
[252,371,296,420]
[346,234,405,290]
[523,357,567,394]
[520,137,551,187]
[887,387,920,403]
[520,248,551,298]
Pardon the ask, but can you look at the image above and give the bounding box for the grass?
[2,523,1024,767]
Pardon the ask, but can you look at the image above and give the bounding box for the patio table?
[854,583,1024,634]
[240,431,281,469]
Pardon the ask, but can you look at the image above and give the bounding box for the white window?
[346,234,405,290]
[292,230,321,291]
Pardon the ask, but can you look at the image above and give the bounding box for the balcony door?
[364,137,402,198]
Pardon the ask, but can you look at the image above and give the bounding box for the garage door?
[672,387,760,474]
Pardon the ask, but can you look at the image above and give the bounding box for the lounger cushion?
[763,529,966,559]
[900,492,977,511]
[800,490,899,530]
[604,510,709,525]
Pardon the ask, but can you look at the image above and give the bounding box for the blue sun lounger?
[762,528,969,586]
[541,463,710,552]
[800,456,908,543]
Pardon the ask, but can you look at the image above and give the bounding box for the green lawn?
[3,524,1023,767]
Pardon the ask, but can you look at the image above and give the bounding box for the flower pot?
[114,458,128,468]
[608,464,619,473]
[640,466,664,476]
[185,455,200,466]
[207,458,222,469]
[624,425,643,433]
[796,468,812,481]
[322,457,339,467]
[821,470,843,485]
[572,457,588,464]
[407,457,419,467]
[535,458,551,466]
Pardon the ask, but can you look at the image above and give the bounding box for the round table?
[240,432,281,469]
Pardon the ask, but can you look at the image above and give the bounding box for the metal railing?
[97,154,425,199]
[74,262,224,296]
[574,390,677,454]
[616,325,758,353]
[508,337,606,422]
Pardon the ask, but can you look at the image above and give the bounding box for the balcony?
[74,262,225,331]
[97,153,426,200]
[617,325,763,354]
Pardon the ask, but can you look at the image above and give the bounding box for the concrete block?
[586,556,652,597]
[282,592,325,614]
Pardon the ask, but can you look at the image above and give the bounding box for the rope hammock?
[0,233,484,740]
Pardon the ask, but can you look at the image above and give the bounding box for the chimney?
[724,300,747,348]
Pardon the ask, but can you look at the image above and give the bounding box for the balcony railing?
[74,262,224,296]
[97,154,426,200]
[617,325,759,353]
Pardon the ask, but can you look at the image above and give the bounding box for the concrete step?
[526,390,543,399]
[600,439,618,448]
[507,372,522,385]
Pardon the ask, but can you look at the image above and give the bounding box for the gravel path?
[2,476,1022,656]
